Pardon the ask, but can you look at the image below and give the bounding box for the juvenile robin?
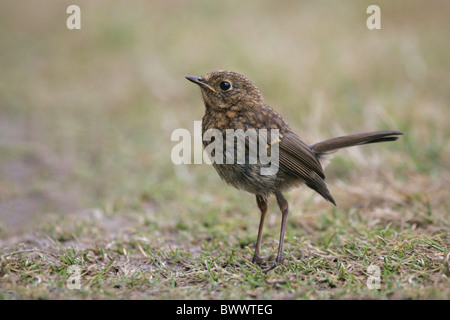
[186,70,402,272]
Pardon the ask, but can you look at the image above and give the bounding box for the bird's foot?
[261,262,278,273]
[251,254,274,264]
[252,252,284,273]
[252,253,281,272]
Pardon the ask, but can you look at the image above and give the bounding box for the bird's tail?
[309,130,403,157]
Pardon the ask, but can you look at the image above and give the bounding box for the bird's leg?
[252,195,274,264]
[262,191,289,273]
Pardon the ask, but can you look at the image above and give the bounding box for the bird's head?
[186,70,264,110]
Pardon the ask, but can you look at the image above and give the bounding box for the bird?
[186,70,403,272]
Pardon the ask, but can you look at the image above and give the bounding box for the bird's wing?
[279,131,324,179]
[278,131,336,205]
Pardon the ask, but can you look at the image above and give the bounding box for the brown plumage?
[186,70,403,272]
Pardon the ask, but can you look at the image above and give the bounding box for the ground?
[0,1,449,299]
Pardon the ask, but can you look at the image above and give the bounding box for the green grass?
[0,0,449,299]
[1,219,448,299]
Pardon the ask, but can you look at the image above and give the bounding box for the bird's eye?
[219,81,232,91]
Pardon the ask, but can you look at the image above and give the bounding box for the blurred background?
[0,0,448,238]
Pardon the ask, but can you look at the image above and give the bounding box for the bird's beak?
[185,76,216,93]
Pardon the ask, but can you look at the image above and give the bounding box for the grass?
[1,211,448,299]
[0,0,449,299]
